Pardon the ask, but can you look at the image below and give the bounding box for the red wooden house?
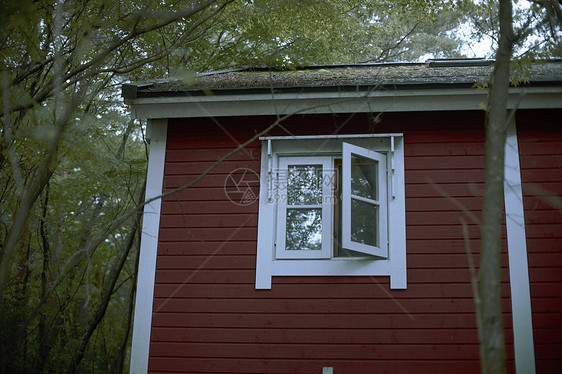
[123,60,562,374]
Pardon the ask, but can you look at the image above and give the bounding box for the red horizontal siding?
[165,160,260,176]
[148,111,562,373]
[150,342,482,360]
[151,327,481,344]
[151,311,478,330]
[148,358,483,374]
[516,110,562,373]
[150,284,517,301]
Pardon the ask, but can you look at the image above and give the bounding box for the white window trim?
[129,119,167,374]
[504,118,536,373]
[255,134,406,290]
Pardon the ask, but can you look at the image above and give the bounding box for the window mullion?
[321,163,333,259]
[288,204,323,209]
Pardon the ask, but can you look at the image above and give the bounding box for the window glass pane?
[351,156,378,200]
[286,208,322,251]
[350,199,378,246]
[287,165,322,205]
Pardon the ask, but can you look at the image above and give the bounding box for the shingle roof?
[123,59,562,99]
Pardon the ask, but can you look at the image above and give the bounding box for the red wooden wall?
[147,110,561,373]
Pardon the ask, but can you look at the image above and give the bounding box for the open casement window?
[342,143,387,258]
[255,134,406,290]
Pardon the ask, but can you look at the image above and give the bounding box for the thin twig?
[460,217,483,344]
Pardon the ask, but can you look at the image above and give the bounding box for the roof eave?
[125,84,562,119]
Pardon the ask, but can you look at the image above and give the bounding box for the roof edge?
[122,59,562,100]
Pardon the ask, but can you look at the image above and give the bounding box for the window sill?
[256,257,407,289]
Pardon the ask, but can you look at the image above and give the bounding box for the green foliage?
[456,0,561,58]
[167,0,468,69]
[0,98,145,372]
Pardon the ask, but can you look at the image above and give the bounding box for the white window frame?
[342,142,388,258]
[276,157,333,259]
[255,134,406,290]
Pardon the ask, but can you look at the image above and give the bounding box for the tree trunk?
[65,181,145,374]
[34,184,53,374]
[478,0,514,373]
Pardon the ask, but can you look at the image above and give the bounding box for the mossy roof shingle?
[123,60,562,99]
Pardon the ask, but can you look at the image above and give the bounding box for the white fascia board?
[126,86,562,119]
[129,119,167,374]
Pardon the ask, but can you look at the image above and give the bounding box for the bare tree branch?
[65,179,145,374]
[1,72,24,193]
[532,0,562,26]
[0,86,84,297]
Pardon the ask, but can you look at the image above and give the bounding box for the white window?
[276,156,333,259]
[342,142,388,258]
[255,134,406,289]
